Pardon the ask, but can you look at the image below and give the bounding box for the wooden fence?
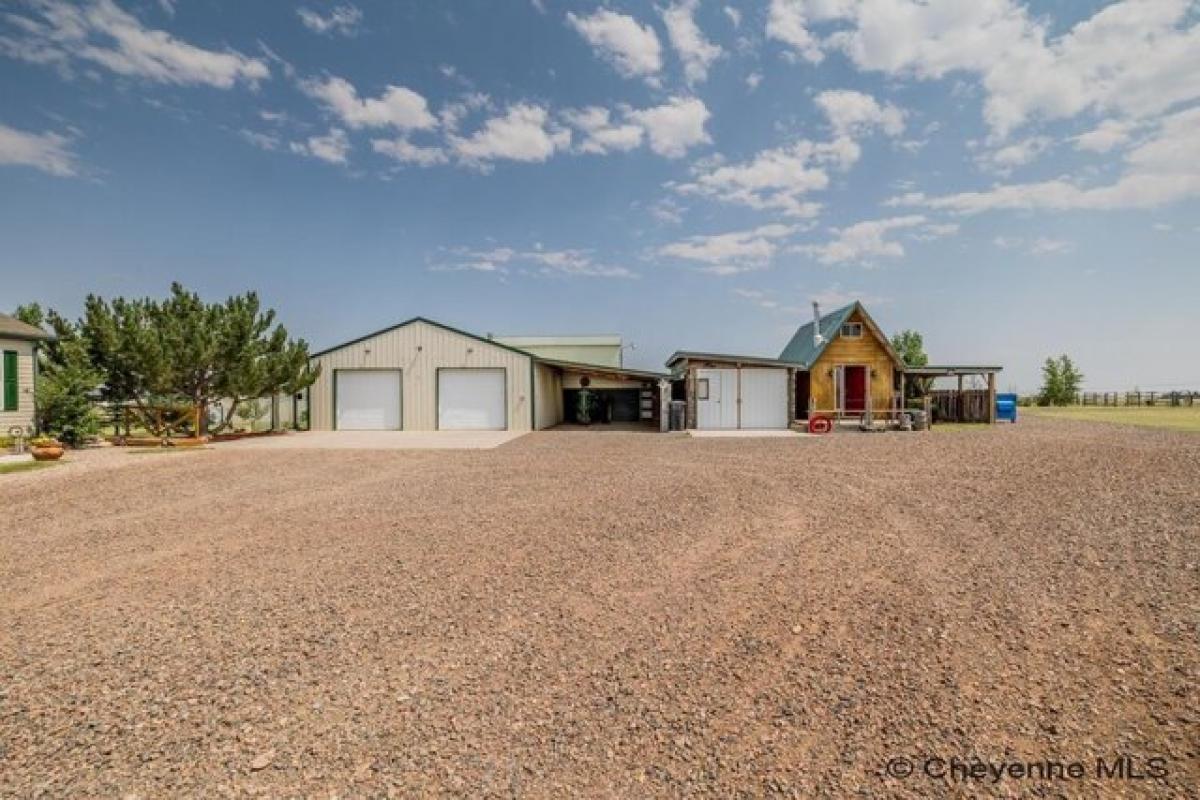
[1076,391,1199,407]
[930,389,992,422]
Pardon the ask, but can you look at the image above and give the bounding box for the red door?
[844,366,867,412]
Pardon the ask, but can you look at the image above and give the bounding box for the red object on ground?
[809,415,833,435]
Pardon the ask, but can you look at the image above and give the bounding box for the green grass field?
[0,461,59,475]
[1024,405,1200,432]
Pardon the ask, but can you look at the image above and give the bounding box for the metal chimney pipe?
[811,301,823,346]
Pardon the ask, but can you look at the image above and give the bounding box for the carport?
[533,358,670,430]
[905,364,1004,423]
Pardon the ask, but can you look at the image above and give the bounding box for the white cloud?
[301,75,437,131]
[1152,222,1173,232]
[797,215,928,265]
[814,89,905,138]
[561,106,643,154]
[435,245,636,278]
[0,0,269,88]
[297,4,363,37]
[659,223,796,274]
[724,6,742,28]
[371,137,447,167]
[745,71,763,90]
[289,128,350,165]
[891,106,1200,213]
[238,129,281,151]
[449,103,571,166]
[662,0,723,85]
[976,135,1051,172]
[625,96,711,158]
[1073,119,1135,153]
[772,0,1200,139]
[1029,236,1075,255]
[567,8,662,80]
[673,137,857,217]
[0,122,78,176]
[438,92,490,132]
[766,0,851,63]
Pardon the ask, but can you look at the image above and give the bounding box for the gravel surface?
[2,419,1198,798]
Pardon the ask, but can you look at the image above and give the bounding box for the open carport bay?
[2,419,1197,796]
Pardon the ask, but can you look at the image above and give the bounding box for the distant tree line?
[15,284,318,444]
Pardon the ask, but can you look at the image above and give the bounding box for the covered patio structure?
[905,364,1004,423]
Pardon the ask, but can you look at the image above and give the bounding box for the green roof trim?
[311,316,536,360]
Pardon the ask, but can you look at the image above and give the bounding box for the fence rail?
[1074,391,1199,407]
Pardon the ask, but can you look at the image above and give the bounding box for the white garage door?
[438,369,507,430]
[336,370,402,430]
[739,368,789,429]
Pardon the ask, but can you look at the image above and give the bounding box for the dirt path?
[2,419,1197,797]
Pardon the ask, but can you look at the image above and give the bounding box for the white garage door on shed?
[696,367,788,430]
[739,368,788,429]
[336,370,402,430]
[438,368,507,430]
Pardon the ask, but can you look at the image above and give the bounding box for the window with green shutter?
[3,350,18,411]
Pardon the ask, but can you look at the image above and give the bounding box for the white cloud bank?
[662,0,723,85]
[297,4,363,37]
[434,246,636,278]
[673,136,858,218]
[814,89,905,138]
[0,122,78,176]
[301,75,437,131]
[892,106,1200,213]
[797,215,957,265]
[766,0,1200,138]
[0,0,268,88]
[659,223,796,274]
[448,104,571,167]
[567,8,662,80]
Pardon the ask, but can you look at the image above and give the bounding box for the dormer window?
[841,322,863,338]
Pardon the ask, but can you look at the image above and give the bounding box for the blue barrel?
[996,393,1018,423]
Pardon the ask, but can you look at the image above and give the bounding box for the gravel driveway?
[2,419,1197,797]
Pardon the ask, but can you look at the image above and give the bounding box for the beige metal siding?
[310,321,533,431]
[0,339,37,433]
[533,362,562,430]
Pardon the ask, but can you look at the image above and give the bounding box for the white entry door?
[336,370,402,430]
[739,368,789,428]
[696,368,738,429]
[438,369,507,430]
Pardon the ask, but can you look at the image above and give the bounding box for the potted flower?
[30,436,65,461]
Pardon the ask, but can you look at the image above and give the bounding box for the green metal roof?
[777,303,858,367]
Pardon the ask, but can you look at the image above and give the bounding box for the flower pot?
[31,446,64,461]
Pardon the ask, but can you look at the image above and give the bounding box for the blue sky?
[2,0,1198,392]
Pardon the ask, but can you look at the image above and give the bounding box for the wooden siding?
[0,339,37,433]
[533,362,562,430]
[808,309,897,414]
[310,321,533,431]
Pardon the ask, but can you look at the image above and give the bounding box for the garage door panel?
[696,368,737,429]
[740,368,788,429]
[438,369,506,430]
[336,370,401,430]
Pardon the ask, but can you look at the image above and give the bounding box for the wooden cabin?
[779,302,904,419]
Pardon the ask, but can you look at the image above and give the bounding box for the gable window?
[696,378,710,400]
[841,322,863,338]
